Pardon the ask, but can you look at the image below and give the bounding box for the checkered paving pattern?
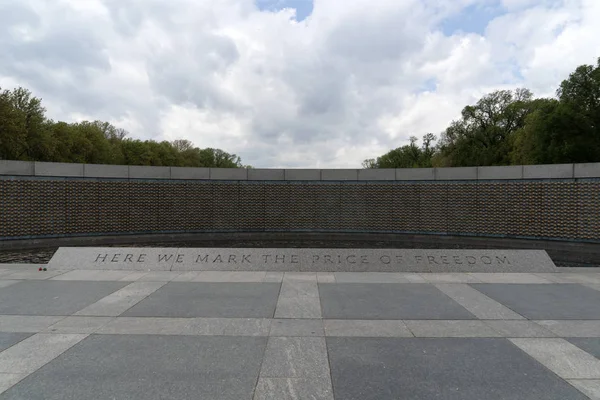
[1,267,600,399]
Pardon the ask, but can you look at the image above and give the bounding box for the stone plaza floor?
[1,266,600,399]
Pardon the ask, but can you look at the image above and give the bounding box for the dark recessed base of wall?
[1,231,599,267]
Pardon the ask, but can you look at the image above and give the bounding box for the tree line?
[364,58,600,168]
[0,88,245,168]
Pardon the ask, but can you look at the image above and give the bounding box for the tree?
[0,85,246,167]
[363,134,438,168]
[511,59,600,164]
[0,87,52,161]
[558,57,600,123]
[438,89,535,166]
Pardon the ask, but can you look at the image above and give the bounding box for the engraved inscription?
[91,252,513,266]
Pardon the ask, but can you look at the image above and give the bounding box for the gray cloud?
[0,0,598,167]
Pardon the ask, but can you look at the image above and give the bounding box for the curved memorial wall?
[1,161,599,243]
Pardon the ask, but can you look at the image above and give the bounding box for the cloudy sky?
[1,0,599,167]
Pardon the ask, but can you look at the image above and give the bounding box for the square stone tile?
[484,321,556,338]
[275,296,322,319]
[259,337,329,378]
[510,338,600,379]
[123,282,280,318]
[324,320,413,337]
[254,377,334,400]
[319,283,475,320]
[44,317,114,334]
[1,335,266,400]
[0,281,128,316]
[327,337,589,400]
[270,320,324,337]
[471,284,600,320]
[333,273,410,283]
[568,338,600,359]
[568,380,600,400]
[0,316,64,333]
[404,321,501,337]
[537,320,600,337]
[0,333,32,352]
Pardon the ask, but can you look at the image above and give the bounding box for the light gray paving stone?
[403,273,428,283]
[270,319,325,337]
[0,316,64,333]
[0,333,32,352]
[435,284,525,320]
[95,317,192,335]
[316,272,335,283]
[553,273,600,285]
[136,271,182,282]
[0,333,88,374]
[283,272,317,282]
[259,337,330,378]
[194,271,267,282]
[117,271,151,281]
[420,273,482,283]
[0,281,19,289]
[279,281,319,298]
[44,317,113,334]
[510,338,600,379]
[51,270,136,281]
[534,273,574,283]
[3,270,66,280]
[187,318,271,336]
[468,273,553,284]
[404,320,502,337]
[0,374,26,396]
[74,281,167,317]
[324,320,413,337]
[275,297,322,319]
[95,317,271,336]
[536,321,600,337]
[170,271,202,282]
[253,377,334,400]
[484,321,556,338]
[568,380,600,400]
[264,272,284,283]
[334,272,410,283]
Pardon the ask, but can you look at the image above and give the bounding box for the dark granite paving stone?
[123,282,281,318]
[327,337,589,400]
[568,338,600,359]
[471,284,600,320]
[0,281,128,316]
[318,283,476,320]
[0,332,32,352]
[1,335,267,400]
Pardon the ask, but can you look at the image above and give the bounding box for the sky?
[0,0,599,168]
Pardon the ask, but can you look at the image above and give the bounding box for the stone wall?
[1,161,599,242]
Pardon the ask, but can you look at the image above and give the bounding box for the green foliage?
[366,58,600,168]
[0,86,243,168]
[364,135,437,168]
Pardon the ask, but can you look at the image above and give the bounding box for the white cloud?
[0,0,599,167]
